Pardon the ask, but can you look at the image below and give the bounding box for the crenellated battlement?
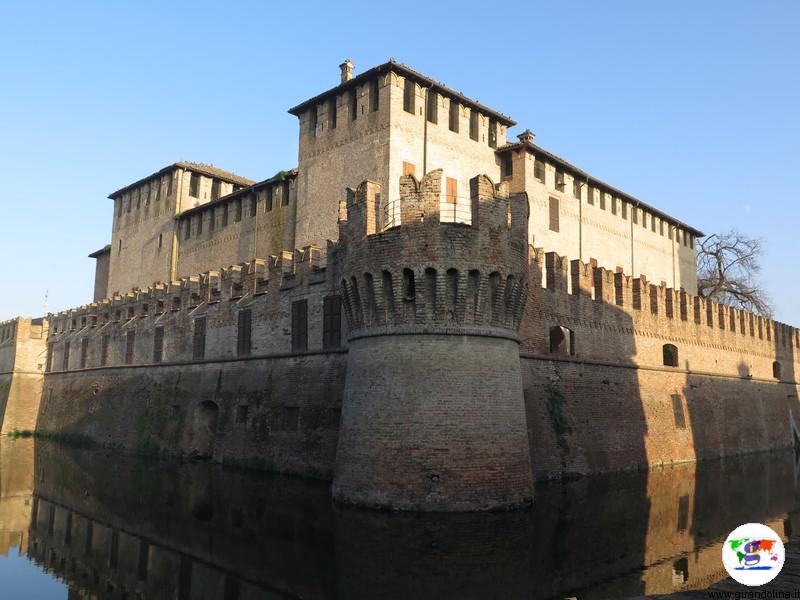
[333,171,530,340]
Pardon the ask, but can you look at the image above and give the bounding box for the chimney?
[340,59,354,84]
[517,129,536,144]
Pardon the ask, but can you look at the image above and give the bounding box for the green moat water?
[0,437,797,599]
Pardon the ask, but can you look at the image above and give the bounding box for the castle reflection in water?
[0,437,797,600]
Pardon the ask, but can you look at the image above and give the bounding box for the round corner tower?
[331,169,534,511]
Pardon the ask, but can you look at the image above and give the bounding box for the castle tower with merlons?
[331,171,533,510]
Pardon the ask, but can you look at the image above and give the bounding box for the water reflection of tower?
[0,437,34,556]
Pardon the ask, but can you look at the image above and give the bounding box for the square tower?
[289,60,516,248]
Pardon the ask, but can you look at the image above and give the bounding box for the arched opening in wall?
[350,276,363,327]
[663,344,679,367]
[773,361,782,380]
[403,269,416,301]
[363,273,377,324]
[549,326,575,356]
[504,274,516,326]
[467,270,480,321]
[190,401,219,460]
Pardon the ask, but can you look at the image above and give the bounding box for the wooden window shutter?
[549,197,560,232]
[446,177,457,204]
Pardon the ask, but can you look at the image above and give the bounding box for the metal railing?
[381,196,473,230]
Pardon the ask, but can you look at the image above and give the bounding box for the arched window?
[773,361,782,380]
[403,269,416,301]
[663,344,678,367]
[549,326,575,356]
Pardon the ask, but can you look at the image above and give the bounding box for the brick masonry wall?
[0,318,46,434]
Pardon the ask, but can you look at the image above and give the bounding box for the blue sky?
[0,1,798,323]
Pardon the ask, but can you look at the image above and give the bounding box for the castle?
[1,60,798,511]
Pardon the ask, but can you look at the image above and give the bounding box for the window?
[323,295,342,349]
[189,173,201,198]
[534,158,545,183]
[193,317,206,360]
[100,335,108,366]
[573,179,582,199]
[403,269,416,300]
[671,394,686,429]
[196,213,203,235]
[329,98,337,129]
[235,405,249,426]
[555,170,565,191]
[549,197,559,232]
[426,90,438,124]
[222,204,228,227]
[403,79,415,114]
[282,181,290,206]
[235,198,242,222]
[350,88,358,121]
[501,154,513,179]
[663,344,678,367]
[549,325,575,355]
[449,100,459,132]
[309,107,318,136]
[237,309,252,356]
[265,187,273,212]
[469,109,479,141]
[158,233,163,249]
[446,177,457,204]
[63,341,70,370]
[211,180,221,201]
[371,78,380,112]
[153,326,164,363]
[676,495,689,532]
[80,338,88,369]
[488,118,497,148]
[291,300,308,353]
[773,361,782,379]
[125,330,135,365]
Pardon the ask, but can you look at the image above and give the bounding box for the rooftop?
[497,137,704,237]
[288,59,516,127]
[108,161,255,199]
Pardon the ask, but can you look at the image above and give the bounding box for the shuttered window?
[469,109,479,141]
[237,309,252,356]
[323,295,342,349]
[549,197,560,232]
[534,158,545,183]
[488,119,497,148]
[125,330,135,365]
[189,173,201,198]
[193,317,206,360]
[291,300,308,353]
[403,79,415,114]
[446,177,458,204]
[449,100,459,132]
[426,90,438,124]
[153,326,164,363]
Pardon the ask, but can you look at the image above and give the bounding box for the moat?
[0,437,797,599]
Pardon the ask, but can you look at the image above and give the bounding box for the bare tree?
[696,230,772,316]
